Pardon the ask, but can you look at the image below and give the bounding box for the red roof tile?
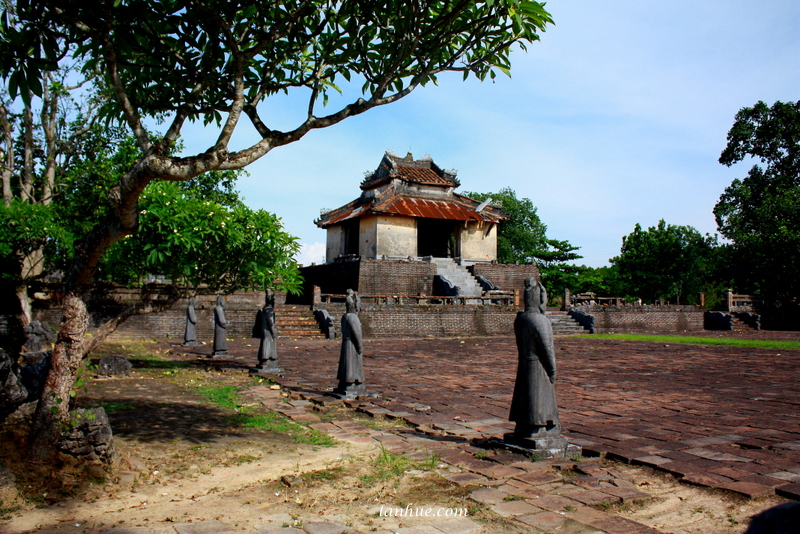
[316,193,505,228]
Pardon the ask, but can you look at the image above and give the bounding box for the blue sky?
[182,0,799,268]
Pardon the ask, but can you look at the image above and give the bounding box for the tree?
[0,67,109,324]
[465,188,584,297]
[1,0,554,465]
[610,220,717,304]
[714,100,800,316]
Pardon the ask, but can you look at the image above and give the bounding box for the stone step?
[272,304,325,338]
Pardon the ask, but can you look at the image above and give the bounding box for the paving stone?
[468,487,507,504]
[573,464,608,476]
[433,517,482,534]
[491,499,543,516]
[526,494,581,512]
[513,470,562,486]
[766,471,800,482]
[516,511,568,530]
[600,486,651,502]
[776,482,800,500]
[571,475,610,489]
[302,521,353,534]
[481,465,526,479]
[562,489,621,506]
[497,482,547,499]
[682,472,734,488]
[445,472,489,486]
[396,526,446,534]
[563,505,611,525]
[173,521,233,534]
[718,481,774,498]
[100,529,175,534]
[631,455,673,468]
[738,474,791,489]
[588,516,661,534]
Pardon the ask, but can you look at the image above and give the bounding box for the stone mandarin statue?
[334,289,365,398]
[252,289,280,373]
[509,277,561,439]
[211,295,228,357]
[183,296,199,346]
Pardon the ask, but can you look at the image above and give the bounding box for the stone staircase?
[546,311,590,334]
[430,258,483,297]
[275,303,325,339]
[731,315,756,331]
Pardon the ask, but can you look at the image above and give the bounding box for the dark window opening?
[417,218,458,257]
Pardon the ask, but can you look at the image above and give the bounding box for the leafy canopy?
[103,180,302,293]
[714,100,800,308]
[464,187,584,296]
[611,220,717,304]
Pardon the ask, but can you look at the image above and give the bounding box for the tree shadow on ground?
[79,398,245,444]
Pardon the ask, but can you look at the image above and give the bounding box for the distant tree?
[714,100,800,315]
[1,0,554,466]
[464,188,583,297]
[570,265,620,297]
[610,220,717,304]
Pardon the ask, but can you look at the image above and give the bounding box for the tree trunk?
[28,293,89,465]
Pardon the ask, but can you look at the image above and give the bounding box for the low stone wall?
[571,305,704,333]
[320,301,518,338]
[34,288,270,341]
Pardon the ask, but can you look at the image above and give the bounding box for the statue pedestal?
[494,433,582,460]
[209,350,228,358]
[250,363,282,375]
[182,341,200,347]
[331,382,366,400]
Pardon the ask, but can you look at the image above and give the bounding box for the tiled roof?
[395,164,456,186]
[361,152,459,190]
[316,192,505,228]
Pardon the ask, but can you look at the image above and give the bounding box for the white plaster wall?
[359,215,379,258]
[460,222,498,261]
[375,215,417,257]
[325,225,345,262]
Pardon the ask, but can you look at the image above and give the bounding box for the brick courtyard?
[173,332,800,502]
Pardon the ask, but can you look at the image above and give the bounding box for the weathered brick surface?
[572,305,704,333]
[359,305,517,337]
[468,263,540,293]
[35,289,269,340]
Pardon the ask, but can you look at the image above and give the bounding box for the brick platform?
[173,334,800,501]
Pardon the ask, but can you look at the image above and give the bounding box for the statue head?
[523,278,547,314]
[188,296,196,306]
[264,288,275,308]
[345,288,358,314]
[216,295,224,307]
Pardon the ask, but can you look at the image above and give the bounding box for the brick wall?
[468,263,541,293]
[572,305,704,333]
[320,302,518,338]
[33,288,270,341]
[294,258,436,303]
[357,260,436,296]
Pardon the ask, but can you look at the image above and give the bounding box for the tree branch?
[101,33,151,152]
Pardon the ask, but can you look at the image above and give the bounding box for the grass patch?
[197,385,336,447]
[197,385,239,410]
[581,334,800,351]
[301,466,345,483]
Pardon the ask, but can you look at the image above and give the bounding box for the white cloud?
[296,242,326,267]
[176,0,799,269]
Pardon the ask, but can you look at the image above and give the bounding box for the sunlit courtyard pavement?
[157,332,800,533]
